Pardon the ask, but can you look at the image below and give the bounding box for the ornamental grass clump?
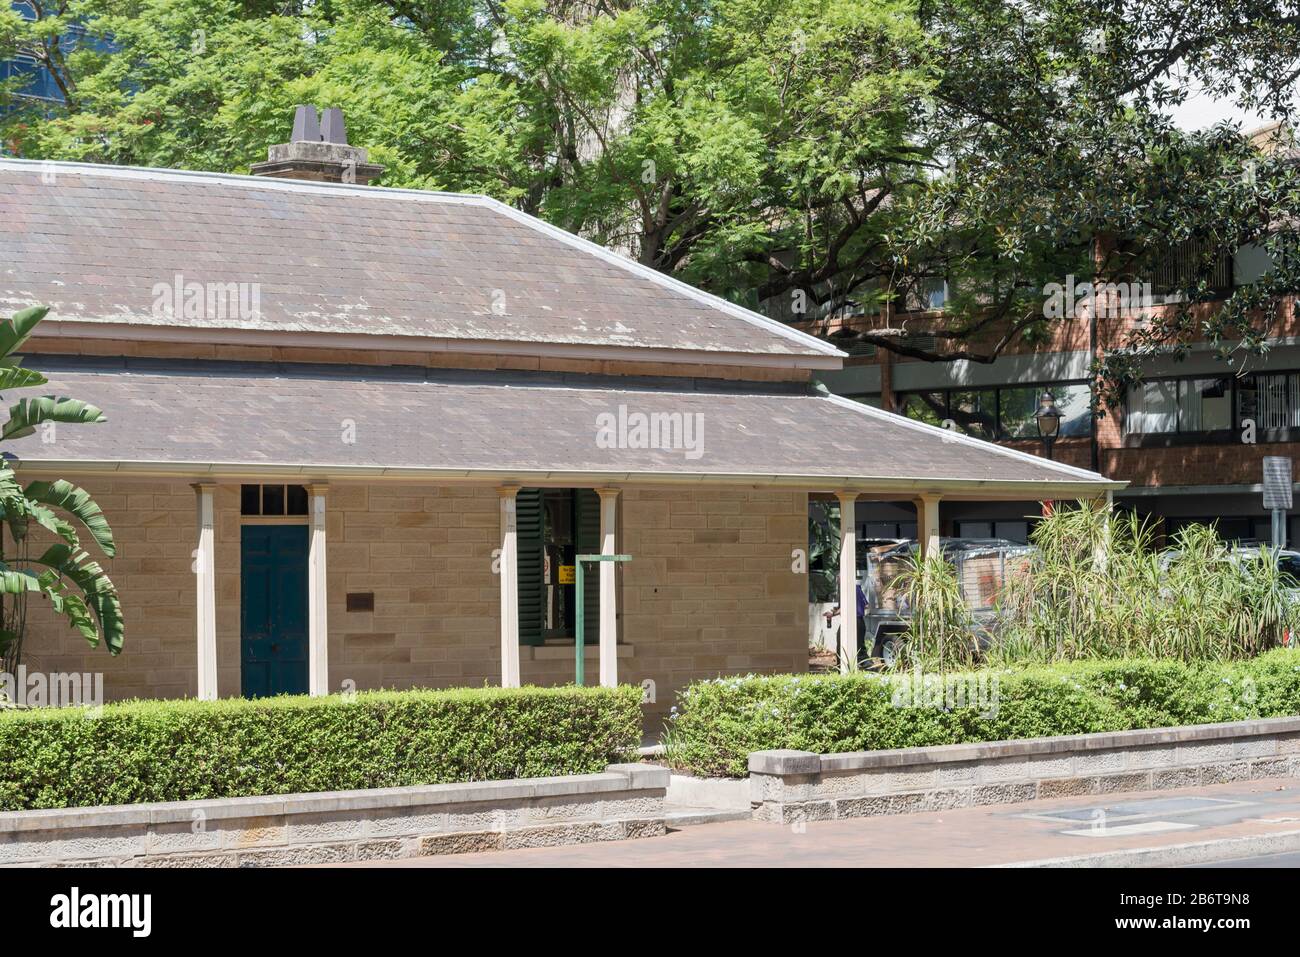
[895,552,978,671]
[983,503,1297,666]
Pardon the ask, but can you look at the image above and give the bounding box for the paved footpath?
[327,777,1300,868]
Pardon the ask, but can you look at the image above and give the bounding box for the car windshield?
[1277,554,1300,586]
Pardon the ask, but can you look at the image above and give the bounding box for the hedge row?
[0,684,643,810]
[663,650,1300,777]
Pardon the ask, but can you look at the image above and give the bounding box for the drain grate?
[1026,796,1245,824]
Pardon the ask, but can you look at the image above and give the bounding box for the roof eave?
[13,457,1126,498]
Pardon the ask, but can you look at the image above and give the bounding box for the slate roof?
[0,160,839,363]
[6,359,1118,491]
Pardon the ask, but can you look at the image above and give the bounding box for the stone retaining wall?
[0,764,667,867]
[748,717,1300,824]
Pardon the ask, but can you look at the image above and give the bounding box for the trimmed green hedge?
[0,684,643,810]
[664,650,1300,777]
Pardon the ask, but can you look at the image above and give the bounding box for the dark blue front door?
[241,525,309,698]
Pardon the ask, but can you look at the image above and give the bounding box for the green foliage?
[0,683,644,810]
[897,552,976,669]
[0,307,122,663]
[985,504,1298,666]
[807,501,839,602]
[663,651,1300,777]
[6,1,1296,376]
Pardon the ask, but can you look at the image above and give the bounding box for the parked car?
[833,537,1034,668]
[1159,542,1300,608]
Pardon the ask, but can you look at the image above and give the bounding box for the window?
[859,521,917,541]
[1124,372,1300,436]
[1127,378,1235,435]
[240,484,309,517]
[953,520,1032,543]
[948,390,997,440]
[1238,373,1300,430]
[1127,380,1178,434]
[896,391,948,427]
[999,384,1093,439]
[895,383,1094,440]
[1180,378,1232,431]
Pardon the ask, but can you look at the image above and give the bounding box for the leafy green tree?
[0,307,122,671]
[6,0,1300,393]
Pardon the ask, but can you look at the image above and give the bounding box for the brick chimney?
[251,106,384,186]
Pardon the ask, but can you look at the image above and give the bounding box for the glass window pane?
[948,390,997,439]
[997,386,1040,438]
[1129,381,1177,433]
[1249,374,1290,429]
[287,484,309,516]
[1179,378,1231,431]
[240,484,260,516]
[1055,384,1093,436]
[261,484,285,516]
[995,521,1031,543]
[896,391,947,427]
[1000,384,1092,438]
[844,394,882,408]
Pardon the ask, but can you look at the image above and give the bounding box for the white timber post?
[916,494,942,558]
[191,482,218,701]
[596,487,621,688]
[498,486,521,688]
[307,483,330,696]
[835,490,859,674]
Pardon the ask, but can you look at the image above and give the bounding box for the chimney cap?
[251,105,383,185]
[291,105,321,144]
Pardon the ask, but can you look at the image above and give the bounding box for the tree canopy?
[5,0,1300,396]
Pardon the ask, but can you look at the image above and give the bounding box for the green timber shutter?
[575,489,602,632]
[516,488,544,646]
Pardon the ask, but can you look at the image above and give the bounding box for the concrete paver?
[325,776,1300,867]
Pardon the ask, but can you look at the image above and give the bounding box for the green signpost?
[574,553,631,686]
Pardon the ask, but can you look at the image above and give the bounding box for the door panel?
[241,525,309,698]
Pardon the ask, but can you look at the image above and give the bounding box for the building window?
[952,519,1033,544]
[241,484,309,517]
[1124,373,1300,436]
[1181,378,1232,431]
[947,390,997,440]
[1127,380,1178,433]
[895,382,1093,439]
[896,391,948,428]
[858,521,917,541]
[1238,373,1300,431]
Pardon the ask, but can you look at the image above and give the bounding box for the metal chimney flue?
[251,105,383,185]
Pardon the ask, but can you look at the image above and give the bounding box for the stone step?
[663,805,752,828]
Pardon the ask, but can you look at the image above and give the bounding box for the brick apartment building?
[796,246,1295,547]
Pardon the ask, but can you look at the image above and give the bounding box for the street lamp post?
[1034,390,1063,461]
